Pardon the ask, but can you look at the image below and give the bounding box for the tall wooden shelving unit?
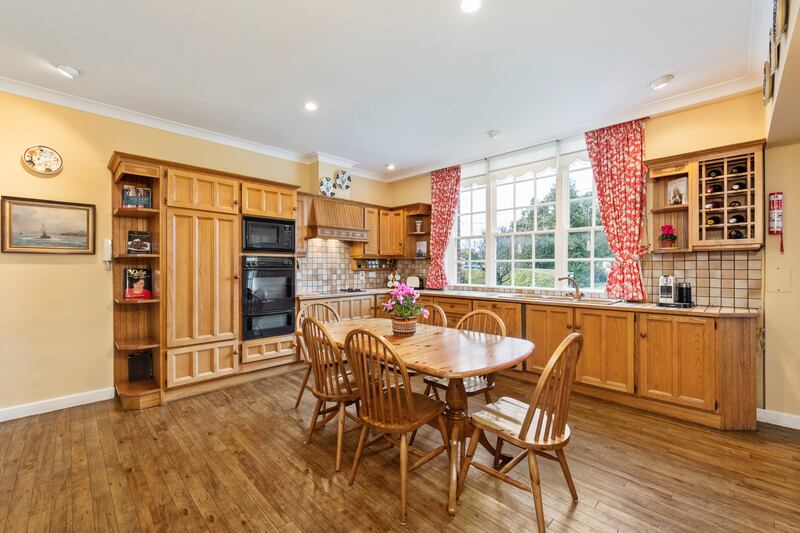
[403,203,431,259]
[110,156,164,409]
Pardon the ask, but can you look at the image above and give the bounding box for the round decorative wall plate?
[335,170,351,190]
[319,176,337,197]
[23,146,63,175]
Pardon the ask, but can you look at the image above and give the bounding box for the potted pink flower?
[383,283,429,336]
[659,224,678,249]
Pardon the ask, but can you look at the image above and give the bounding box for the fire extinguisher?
[769,192,784,254]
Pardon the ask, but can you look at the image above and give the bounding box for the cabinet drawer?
[433,297,473,327]
[114,161,160,181]
[166,340,239,388]
[241,335,296,364]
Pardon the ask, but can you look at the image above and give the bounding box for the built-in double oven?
[242,217,296,341]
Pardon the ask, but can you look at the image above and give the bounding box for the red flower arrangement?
[659,224,678,248]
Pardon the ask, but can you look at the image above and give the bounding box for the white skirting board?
[0,387,115,423]
[757,408,800,431]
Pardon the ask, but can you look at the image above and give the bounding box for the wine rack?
[645,142,763,253]
[695,146,763,250]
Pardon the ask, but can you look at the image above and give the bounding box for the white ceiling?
[0,0,770,180]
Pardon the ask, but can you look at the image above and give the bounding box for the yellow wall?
[388,172,432,205]
[0,91,399,409]
[644,91,766,160]
[763,142,800,416]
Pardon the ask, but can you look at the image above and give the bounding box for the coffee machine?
[657,275,693,308]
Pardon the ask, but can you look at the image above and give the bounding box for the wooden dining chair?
[294,303,340,409]
[301,317,361,472]
[417,303,448,327]
[457,332,584,532]
[344,328,449,525]
[422,309,506,403]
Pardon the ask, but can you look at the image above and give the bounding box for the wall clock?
[22,146,63,175]
[319,176,336,197]
[335,170,351,190]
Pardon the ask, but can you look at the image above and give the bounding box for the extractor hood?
[307,197,369,242]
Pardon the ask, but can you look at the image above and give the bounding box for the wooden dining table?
[318,317,534,514]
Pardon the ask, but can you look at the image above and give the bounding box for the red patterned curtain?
[585,120,648,301]
[427,165,461,289]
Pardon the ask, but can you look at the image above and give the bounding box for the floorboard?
[1,372,798,532]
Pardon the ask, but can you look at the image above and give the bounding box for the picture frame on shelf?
[415,241,428,258]
[121,184,152,208]
[667,177,687,205]
[1,196,95,254]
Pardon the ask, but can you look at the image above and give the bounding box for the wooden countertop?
[297,288,758,318]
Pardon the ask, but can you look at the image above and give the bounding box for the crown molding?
[386,75,762,183]
[0,76,327,165]
[305,151,357,168]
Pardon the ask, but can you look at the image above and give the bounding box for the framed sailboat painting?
[1,196,95,254]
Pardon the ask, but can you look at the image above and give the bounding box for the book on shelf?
[127,230,152,254]
[124,268,153,300]
[122,185,152,208]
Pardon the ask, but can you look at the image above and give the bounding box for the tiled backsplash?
[452,250,763,309]
[298,239,763,309]
[297,238,429,293]
[641,250,763,309]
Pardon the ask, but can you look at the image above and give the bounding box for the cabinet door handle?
[575,323,581,330]
[233,274,240,280]
[640,331,646,338]
[566,323,573,329]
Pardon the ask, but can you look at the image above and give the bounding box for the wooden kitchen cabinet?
[351,207,380,258]
[433,297,473,328]
[241,182,296,219]
[379,209,405,256]
[166,169,240,214]
[295,194,311,256]
[298,295,377,322]
[166,339,239,388]
[524,304,575,373]
[241,335,296,366]
[166,208,239,348]
[638,314,717,411]
[473,300,522,337]
[574,308,635,393]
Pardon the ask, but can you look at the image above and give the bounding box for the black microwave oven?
[242,216,295,253]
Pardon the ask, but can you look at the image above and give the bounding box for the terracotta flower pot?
[391,316,418,336]
[659,239,677,249]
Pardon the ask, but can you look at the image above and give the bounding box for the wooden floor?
[1,372,799,533]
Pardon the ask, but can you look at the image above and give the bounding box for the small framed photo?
[415,241,428,258]
[667,177,687,206]
[122,185,152,208]
[1,196,95,254]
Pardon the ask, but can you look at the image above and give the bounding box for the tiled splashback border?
[453,250,763,309]
[641,250,762,309]
[297,238,429,293]
[299,238,763,310]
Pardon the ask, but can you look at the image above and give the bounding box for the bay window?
[449,135,612,291]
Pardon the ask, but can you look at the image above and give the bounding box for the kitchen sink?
[494,294,620,305]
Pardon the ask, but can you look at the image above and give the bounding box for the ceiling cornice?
[386,74,762,182]
[0,76,394,180]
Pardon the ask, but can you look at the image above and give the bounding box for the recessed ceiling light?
[55,64,82,79]
[460,0,481,14]
[487,129,501,140]
[386,163,396,171]
[304,101,318,111]
[648,74,674,90]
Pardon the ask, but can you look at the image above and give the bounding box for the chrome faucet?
[558,276,584,300]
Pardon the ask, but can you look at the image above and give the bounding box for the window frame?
[447,142,612,292]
